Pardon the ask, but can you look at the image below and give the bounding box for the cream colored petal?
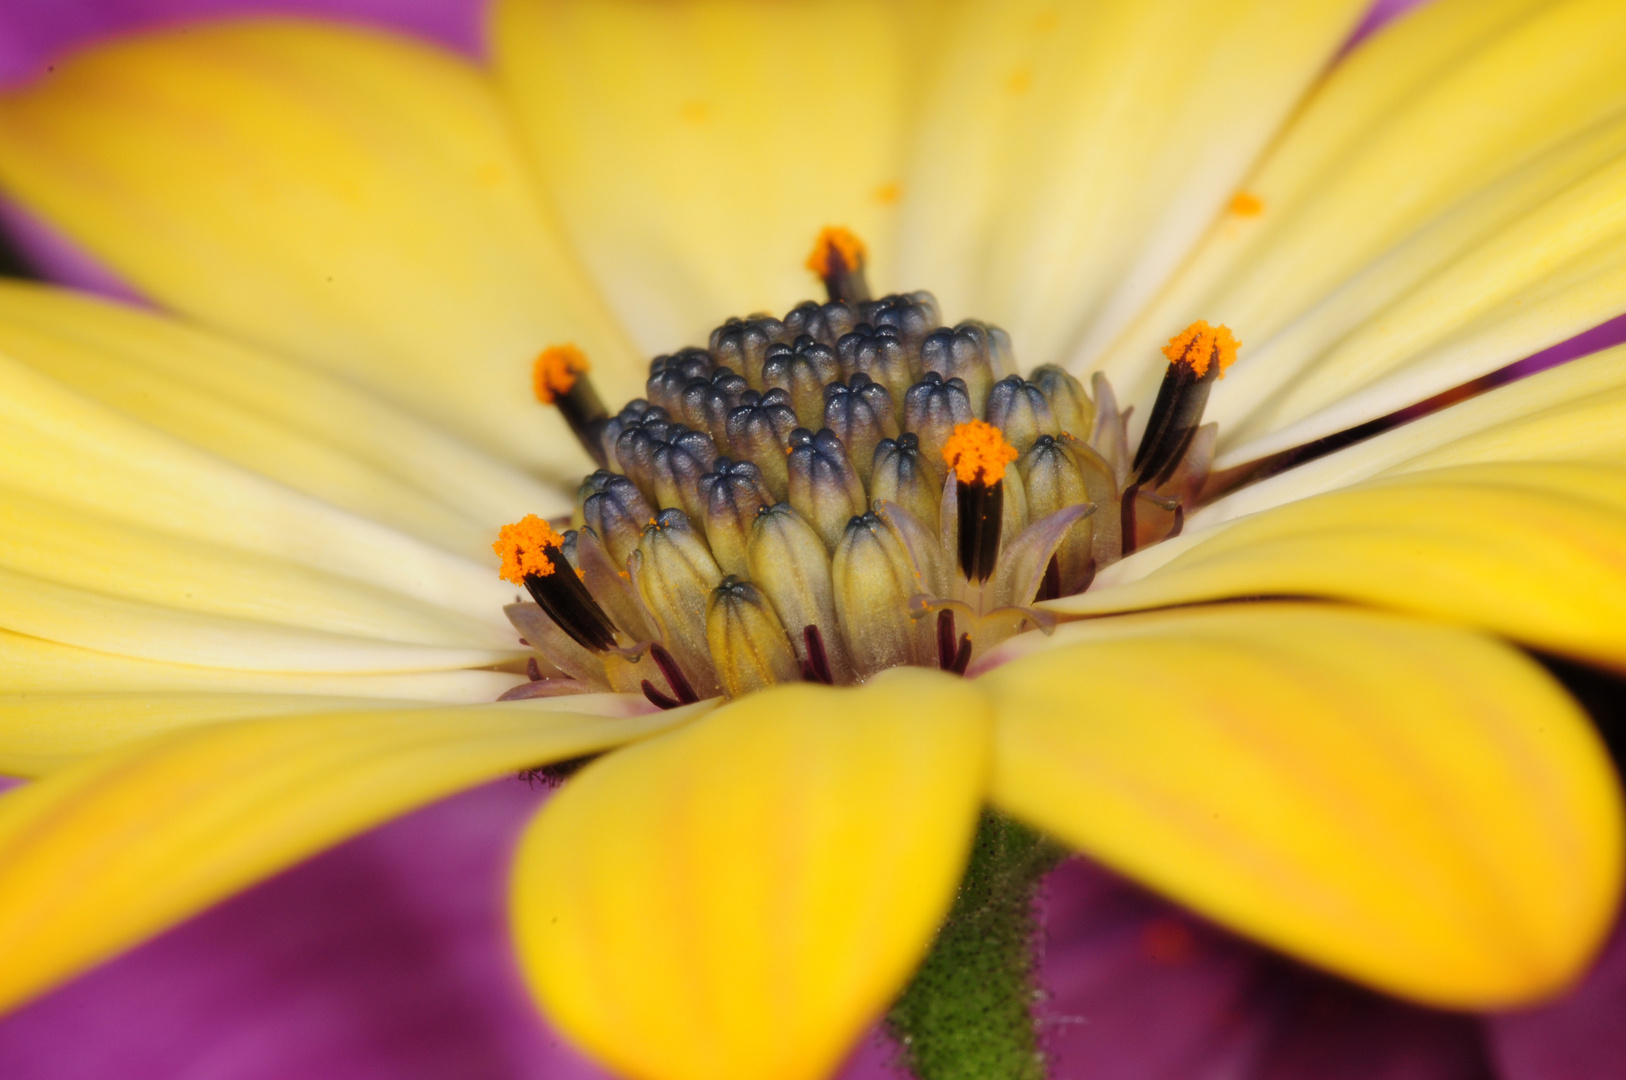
[0,345,513,624]
[511,668,990,1080]
[0,565,520,673]
[0,690,653,777]
[1190,342,1626,529]
[896,0,1367,367]
[0,698,699,1013]
[1060,463,1626,671]
[0,19,636,472]
[0,693,415,777]
[0,629,526,704]
[0,283,568,554]
[491,0,924,352]
[0,486,518,654]
[1092,0,1626,461]
[982,603,1623,1009]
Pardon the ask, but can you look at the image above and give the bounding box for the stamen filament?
[534,344,611,467]
[1131,321,1239,487]
[806,226,871,303]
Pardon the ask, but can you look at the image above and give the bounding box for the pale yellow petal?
[0,697,703,1012]
[0,282,569,553]
[897,0,1367,367]
[0,345,512,623]
[0,486,518,654]
[491,0,923,352]
[1061,463,1626,671]
[982,603,1624,1008]
[0,690,653,777]
[0,629,526,704]
[1191,342,1626,530]
[512,668,990,1080]
[0,20,637,471]
[1093,0,1626,460]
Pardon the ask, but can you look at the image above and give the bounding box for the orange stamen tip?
[943,419,1020,485]
[532,344,590,405]
[493,514,565,584]
[1162,321,1241,380]
[806,226,867,279]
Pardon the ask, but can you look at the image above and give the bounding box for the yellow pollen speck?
[1163,321,1241,379]
[494,514,564,584]
[806,226,867,279]
[873,182,902,205]
[943,419,1020,485]
[1229,191,1264,216]
[532,344,590,404]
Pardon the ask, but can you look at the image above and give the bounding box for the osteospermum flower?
[0,1,1625,1078]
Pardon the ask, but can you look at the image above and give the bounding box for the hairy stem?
[886,810,1062,1080]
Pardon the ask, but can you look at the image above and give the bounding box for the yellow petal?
[981,602,1624,1008]
[896,0,1367,368]
[0,628,526,704]
[0,692,405,777]
[0,20,637,472]
[1062,462,1626,671]
[0,343,511,623]
[0,689,653,778]
[1191,341,1626,529]
[0,282,569,553]
[511,668,991,1080]
[491,0,920,352]
[0,485,519,656]
[1094,0,1626,460]
[0,697,703,1012]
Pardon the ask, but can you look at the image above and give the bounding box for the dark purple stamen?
[950,633,973,675]
[640,680,683,710]
[937,609,958,671]
[801,625,836,685]
[649,641,700,704]
[526,657,542,681]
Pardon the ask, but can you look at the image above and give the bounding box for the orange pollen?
[532,344,590,405]
[942,419,1019,485]
[805,226,867,279]
[1162,320,1241,380]
[493,514,565,584]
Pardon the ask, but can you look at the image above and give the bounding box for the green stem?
[885,810,1063,1080]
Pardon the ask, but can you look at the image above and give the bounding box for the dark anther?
[809,230,871,305]
[950,633,973,675]
[937,609,958,671]
[648,640,701,705]
[801,625,836,685]
[523,544,619,654]
[526,657,542,681]
[957,476,1004,584]
[555,380,610,469]
[1132,347,1220,488]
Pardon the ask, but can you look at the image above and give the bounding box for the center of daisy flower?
[496,229,1236,706]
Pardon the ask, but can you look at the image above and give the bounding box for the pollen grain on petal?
[806,226,867,280]
[942,419,1019,485]
[1228,191,1264,217]
[1163,321,1241,380]
[532,344,591,405]
[495,514,564,584]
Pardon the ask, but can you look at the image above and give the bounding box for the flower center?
[496,231,1235,706]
